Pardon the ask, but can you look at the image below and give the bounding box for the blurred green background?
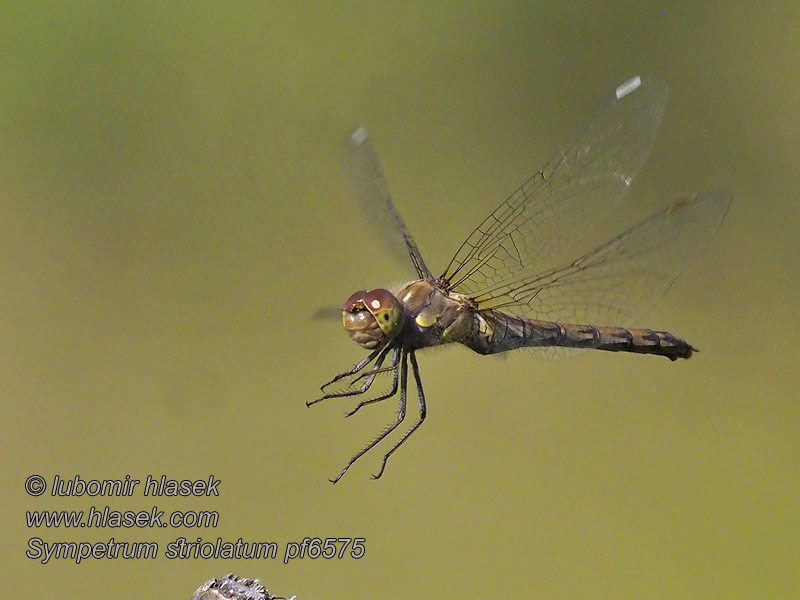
[2,2,798,598]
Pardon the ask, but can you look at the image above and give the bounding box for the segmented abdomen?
[465,310,695,361]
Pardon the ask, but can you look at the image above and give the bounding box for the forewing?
[443,76,669,296]
[346,127,432,279]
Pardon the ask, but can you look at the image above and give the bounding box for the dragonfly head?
[342,288,403,349]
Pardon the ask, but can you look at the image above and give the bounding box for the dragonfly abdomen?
[466,310,695,361]
[558,322,695,360]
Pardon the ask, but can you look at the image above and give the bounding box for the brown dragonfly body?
[395,278,694,360]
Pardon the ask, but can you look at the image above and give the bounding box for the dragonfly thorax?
[342,288,403,349]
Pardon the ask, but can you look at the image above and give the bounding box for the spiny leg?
[349,360,400,387]
[308,345,391,406]
[329,350,409,484]
[318,347,383,392]
[372,350,427,480]
[346,347,401,417]
[326,346,392,401]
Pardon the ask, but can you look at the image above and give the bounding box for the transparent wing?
[443,75,669,295]
[346,126,432,279]
[478,191,732,358]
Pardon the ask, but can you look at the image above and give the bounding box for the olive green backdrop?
[2,2,798,598]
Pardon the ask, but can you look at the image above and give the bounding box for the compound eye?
[343,290,368,312]
[361,289,403,337]
[340,289,403,349]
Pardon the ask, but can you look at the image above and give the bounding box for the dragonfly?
[308,75,731,484]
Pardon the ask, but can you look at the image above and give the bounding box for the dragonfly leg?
[372,350,427,480]
[308,346,391,406]
[346,347,401,417]
[349,361,399,387]
[318,347,383,392]
[329,350,409,484]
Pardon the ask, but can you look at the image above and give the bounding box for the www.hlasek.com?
[24,474,365,564]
